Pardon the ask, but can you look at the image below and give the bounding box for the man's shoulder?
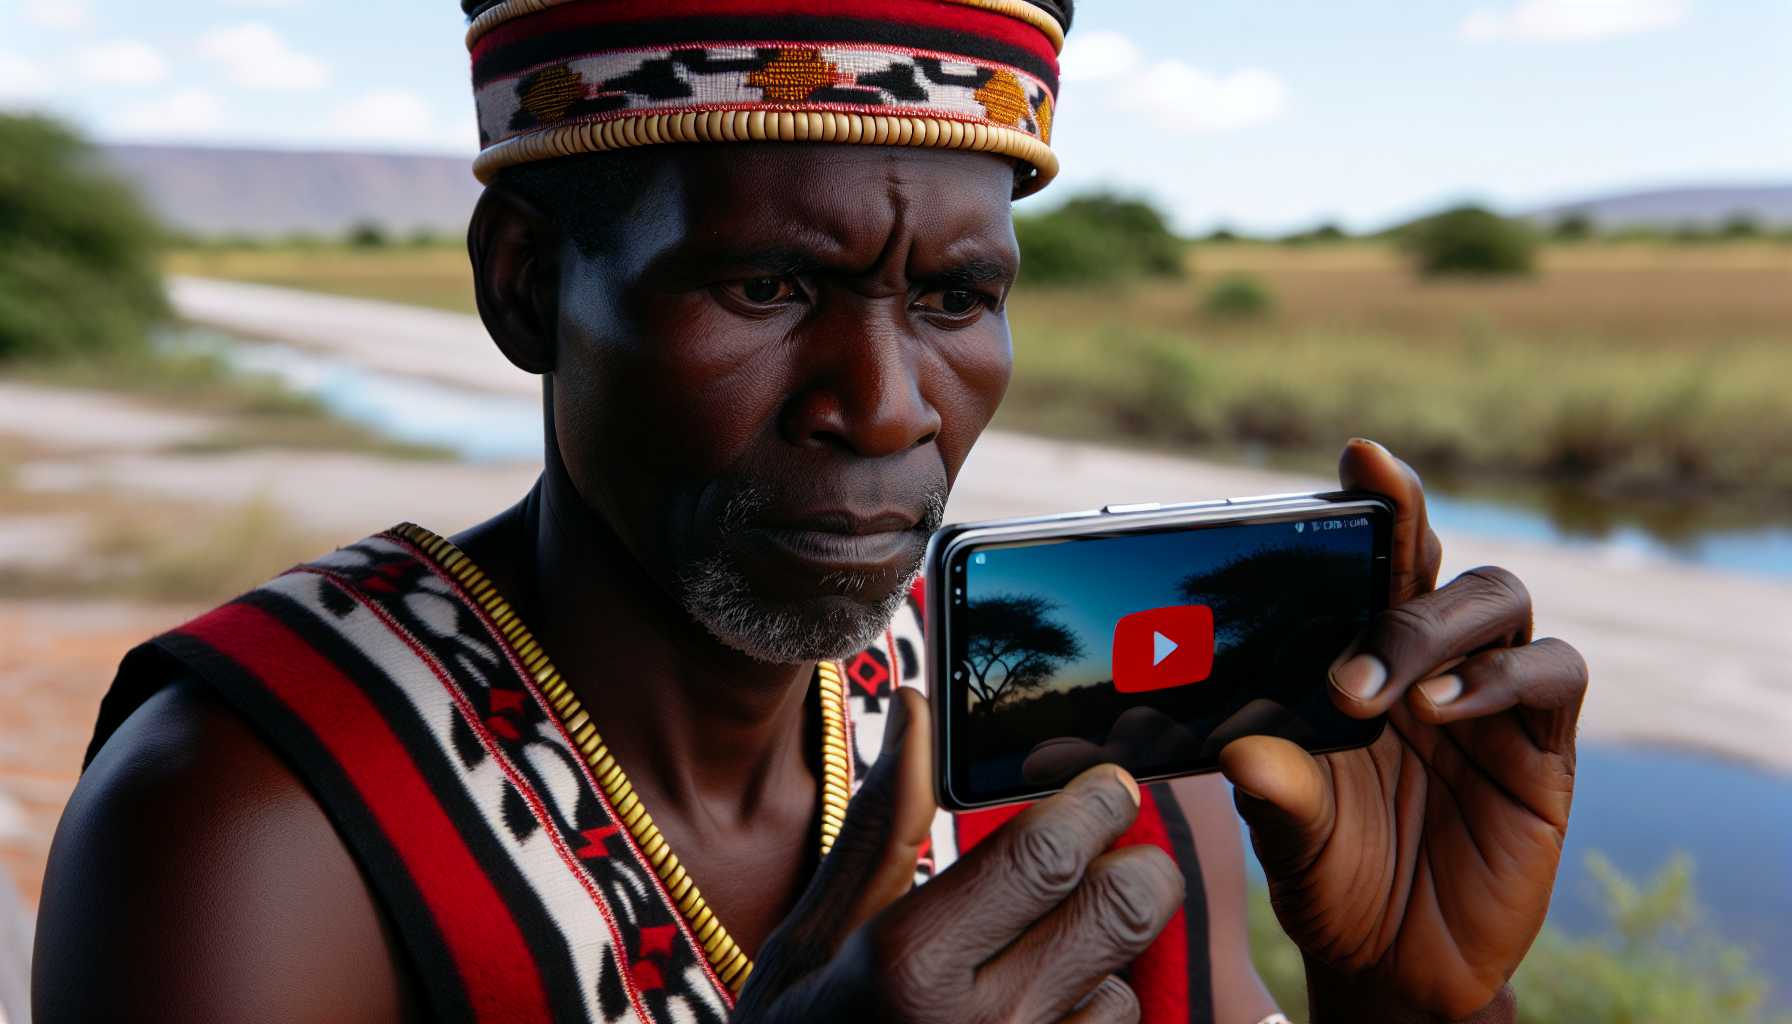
[38,678,421,1019]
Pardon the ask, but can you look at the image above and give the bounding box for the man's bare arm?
[34,679,422,1022]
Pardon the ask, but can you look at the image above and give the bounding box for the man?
[35,1,1588,1021]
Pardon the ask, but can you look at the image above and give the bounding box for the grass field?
[166,240,1792,504]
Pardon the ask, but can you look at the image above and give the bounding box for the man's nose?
[781,305,941,458]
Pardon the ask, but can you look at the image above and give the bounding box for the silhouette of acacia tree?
[961,593,1085,712]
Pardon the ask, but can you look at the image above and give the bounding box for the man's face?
[548,144,1018,661]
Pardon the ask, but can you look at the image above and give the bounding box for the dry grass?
[1023,242,1792,344]
[1000,242,1792,500]
[167,244,478,314]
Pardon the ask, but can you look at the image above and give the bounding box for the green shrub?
[1720,213,1762,239]
[346,220,390,248]
[1281,222,1349,245]
[1515,854,1792,1024]
[1015,192,1187,286]
[1553,211,1595,241]
[1246,852,1792,1023]
[1400,205,1538,278]
[0,114,167,361]
[1202,273,1276,319]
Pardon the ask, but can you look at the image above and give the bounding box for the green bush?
[1014,192,1187,286]
[1400,205,1538,278]
[1202,273,1276,319]
[346,220,390,248]
[1720,213,1762,239]
[1247,852,1792,1023]
[1553,211,1595,241]
[0,114,167,361]
[1281,222,1349,245]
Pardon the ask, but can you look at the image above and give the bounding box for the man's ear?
[469,185,560,375]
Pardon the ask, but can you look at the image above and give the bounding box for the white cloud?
[111,89,228,138]
[0,52,50,104]
[197,23,329,90]
[1461,0,1687,41]
[1059,30,1288,134]
[1118,61,1289,133]
[1061,30,1144,83]
[327,89,476,152]
[329,89,435,143]
[27,2,90,30]
[72,40,171,86]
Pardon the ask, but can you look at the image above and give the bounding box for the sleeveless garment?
[87,526,1213,1023]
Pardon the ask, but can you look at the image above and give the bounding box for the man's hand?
[734,689,1183,1023]
[1220,439,1588,1022]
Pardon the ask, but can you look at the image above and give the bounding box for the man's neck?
[457,464,820,830]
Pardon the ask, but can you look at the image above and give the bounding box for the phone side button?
[1102,502,1162,514]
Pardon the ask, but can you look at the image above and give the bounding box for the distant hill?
[1526,184,1792,230]
[100,144,482,239]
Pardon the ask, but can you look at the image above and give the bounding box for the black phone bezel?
[926,491,1395,813]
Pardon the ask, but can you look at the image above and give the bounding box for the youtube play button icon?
[1112,605,1215,693]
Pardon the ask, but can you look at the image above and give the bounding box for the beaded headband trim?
[466,0,1065,195]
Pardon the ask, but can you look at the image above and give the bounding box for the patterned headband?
[465,0,1067,195]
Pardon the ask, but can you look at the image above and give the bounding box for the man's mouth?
[747,509,928,574]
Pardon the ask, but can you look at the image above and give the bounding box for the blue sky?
[2,0,1786,232]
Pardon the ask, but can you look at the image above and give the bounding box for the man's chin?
[678,555,910,664]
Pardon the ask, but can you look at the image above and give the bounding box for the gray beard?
[677,487,945,663]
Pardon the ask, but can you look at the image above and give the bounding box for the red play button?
[1112,605,1215,693]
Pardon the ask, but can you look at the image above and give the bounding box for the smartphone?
[926,491,1394,812]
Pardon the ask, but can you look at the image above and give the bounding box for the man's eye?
[729,277,799,305]
[916,288,990,319]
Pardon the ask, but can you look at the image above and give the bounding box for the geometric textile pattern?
[462,0,1065,192]
[477,44,1055,151]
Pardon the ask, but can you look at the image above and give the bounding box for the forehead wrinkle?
[670,145,1012,284]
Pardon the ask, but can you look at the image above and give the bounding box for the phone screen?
[943,504,1391,808]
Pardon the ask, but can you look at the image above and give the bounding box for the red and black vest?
[87,525,1212,1022]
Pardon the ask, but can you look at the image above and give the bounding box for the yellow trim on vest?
[391,522,852,995]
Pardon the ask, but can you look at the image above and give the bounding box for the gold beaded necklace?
[394,524,853,994]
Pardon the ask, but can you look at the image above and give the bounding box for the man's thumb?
[836,686,935,933]
[736,687,934,1008]
[1218,734,1334,881]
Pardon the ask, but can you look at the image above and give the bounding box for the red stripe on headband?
[471,0,1059,70]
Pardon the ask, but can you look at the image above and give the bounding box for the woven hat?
[462,0,1072,195]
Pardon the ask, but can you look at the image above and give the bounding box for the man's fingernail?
[1113,767,1141,807]
[1418,674,1463,707]
[1331,654,1388,701]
